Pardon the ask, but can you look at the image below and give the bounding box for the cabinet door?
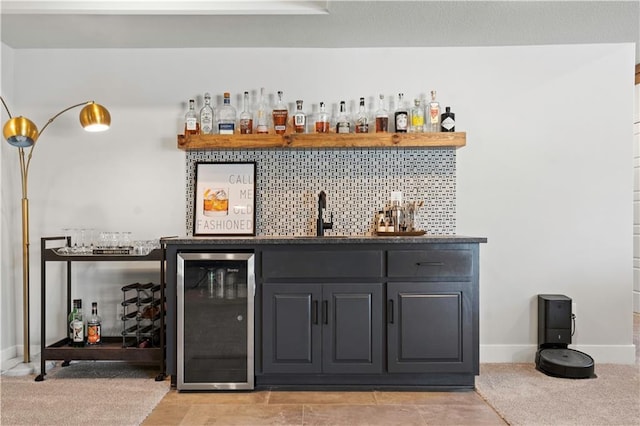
[387,282,473,373]
[262,284,322,374]
[322,283,383,374]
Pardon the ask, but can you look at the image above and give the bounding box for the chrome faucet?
[317,190,334,236]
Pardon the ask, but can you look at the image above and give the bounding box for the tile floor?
[142,389,506,425]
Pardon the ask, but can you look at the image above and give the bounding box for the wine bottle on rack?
[68,299,85,347]
[87,302,102,345]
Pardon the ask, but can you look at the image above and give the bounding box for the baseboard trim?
[481,344,636,364]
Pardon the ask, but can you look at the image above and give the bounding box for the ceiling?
[1,1,639,62]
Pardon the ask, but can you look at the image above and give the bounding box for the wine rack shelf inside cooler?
[121,282,162,349]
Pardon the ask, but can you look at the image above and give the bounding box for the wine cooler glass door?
[177,252,255,390]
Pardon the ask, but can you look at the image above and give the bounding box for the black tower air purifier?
[535,295,596,379]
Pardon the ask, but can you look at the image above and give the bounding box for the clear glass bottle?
[440,106,455,132]
[217,92,237,135]
[336,101,351,134]
[410,99,425,133]
[428,90,441,132]
[68,299,84,347]
[184,99,199,136]
[375,94,389,133]
[239,91,253,134]
[394,93,408,133]
[255,88,269,134]
[315,102,330,133]
[199,93,214,135]
[293,100,306,133]
[272,91,288,135]
[355,97,369,133]
[87,302,101,345]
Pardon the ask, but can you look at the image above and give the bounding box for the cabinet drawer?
[387,249,472,278]
[262,250,383,279]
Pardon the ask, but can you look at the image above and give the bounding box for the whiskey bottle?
[217,92,237,135]
[315,102,330,133]
[394,93,408,133]
[355,97,369,133]
[199,93,214,135]
[441,106,455,132]
[184,99,199,136]
[68,299,84,347]
[255,88,269,134]
[410,99,425,133]
[293,100,306,133]
[375,94,389,133]
[87,302,102,345]
[427,90,441,132]
[336,101,351,134]
[272,91,288,135]
[239,91,253,134]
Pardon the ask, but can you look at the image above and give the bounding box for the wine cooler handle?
[323,300,328,325]
[312,300,318,325]
[388,299,394,324]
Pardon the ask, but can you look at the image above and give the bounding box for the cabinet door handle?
[322,300,328,325]
[388,300,394,324]
[416,261,444,267]
[312,300,318,325]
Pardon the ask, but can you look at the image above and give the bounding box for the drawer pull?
[322,300,329,325]
[312,300,318,325]
[388,300,394,324]
[416,261,444,267]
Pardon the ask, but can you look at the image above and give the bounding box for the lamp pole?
[1,97,110,365]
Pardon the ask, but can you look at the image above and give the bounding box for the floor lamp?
[1,96,110,367]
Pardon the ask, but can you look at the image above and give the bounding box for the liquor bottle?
[335,101,351,134]
[199,92,214,135]
[87,302,102,345]
[394,93,408,133]
[68,299,84,347]
[375,94,389,133]
[355,97,369,133]
[239,91,253,134]
[272,91,288,135]
[255,88,269,134]
[441,106,456,132]
[217,92,237,135]
[293,100,306,133]
[184,99,199,136]
[428,90,441,132]
[315,102,330,133]
[410,99,425,133]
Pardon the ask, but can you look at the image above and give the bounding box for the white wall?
[1,43,636,365]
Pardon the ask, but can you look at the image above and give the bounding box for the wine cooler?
[177,252,255,390]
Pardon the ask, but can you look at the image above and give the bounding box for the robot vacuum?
[535,295,596,379]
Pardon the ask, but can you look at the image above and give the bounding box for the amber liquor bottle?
[87,302,102,345]
[375,94,389,133]
[184,99,199,136]
[239,91,253,134]
[272,91,288,135]
[315,102,330,133]
[293,100,306,133]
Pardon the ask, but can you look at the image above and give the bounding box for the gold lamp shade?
[79,102,110,132]
[3,116,38,147]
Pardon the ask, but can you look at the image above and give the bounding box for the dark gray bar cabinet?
[164,235,486,390]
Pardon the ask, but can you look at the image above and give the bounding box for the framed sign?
[193,162,256,236]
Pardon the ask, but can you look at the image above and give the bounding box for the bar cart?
[36,236,166,382]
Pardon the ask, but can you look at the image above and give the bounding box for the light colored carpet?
[0,361,169,425]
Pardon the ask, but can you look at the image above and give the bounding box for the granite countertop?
[162,235,487,245]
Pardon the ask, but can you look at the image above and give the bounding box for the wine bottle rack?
[121,282,162,349]
[177,131,466,150]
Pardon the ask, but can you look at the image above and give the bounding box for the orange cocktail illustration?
[203,188,229,216]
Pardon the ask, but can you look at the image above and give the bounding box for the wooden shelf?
[177,131,466,150]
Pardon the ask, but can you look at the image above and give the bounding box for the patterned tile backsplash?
[185,148,456,236]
